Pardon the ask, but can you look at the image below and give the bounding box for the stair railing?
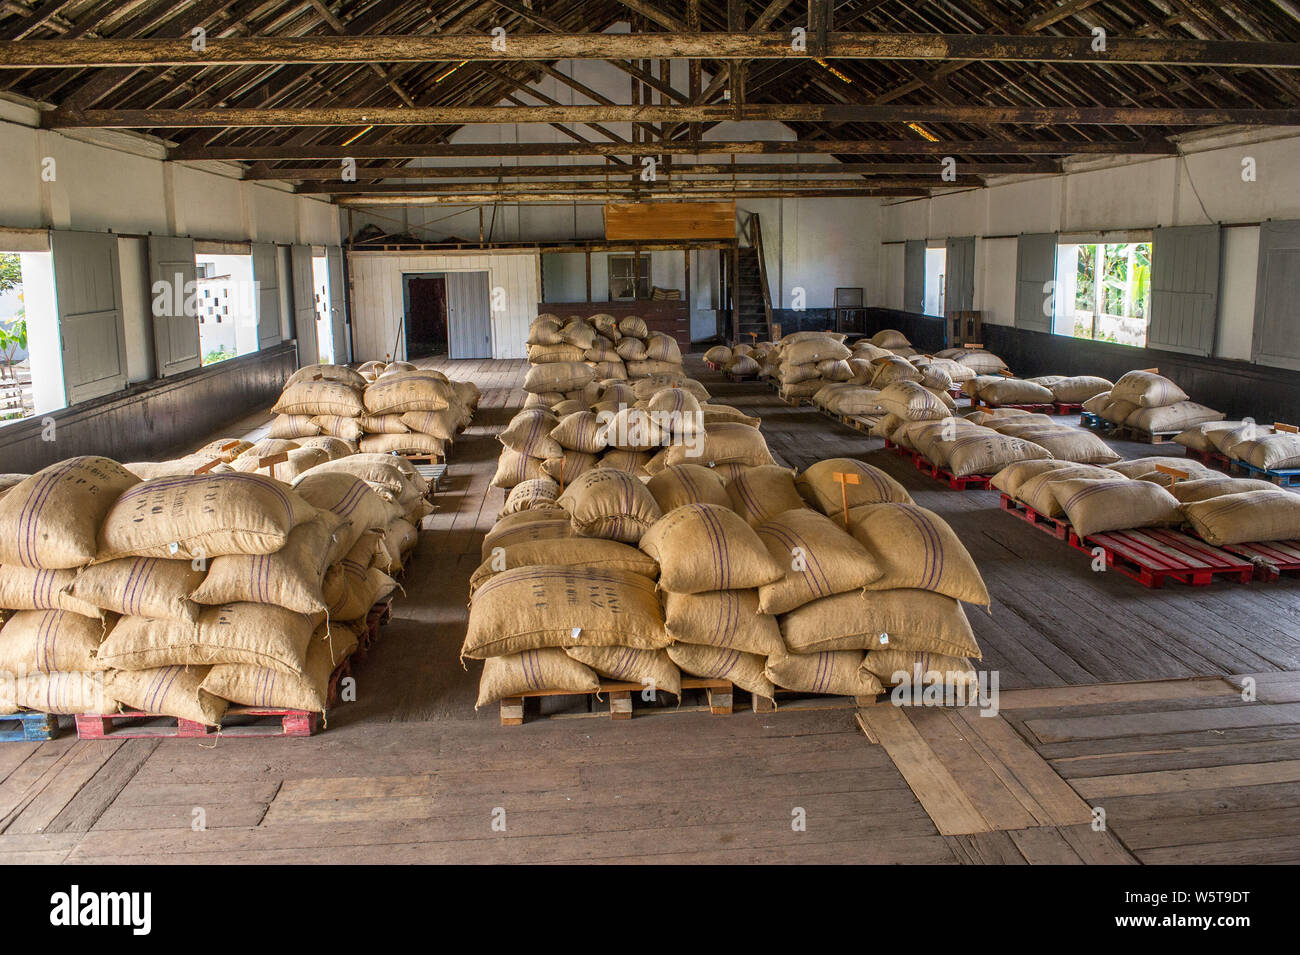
[746,213,775,341]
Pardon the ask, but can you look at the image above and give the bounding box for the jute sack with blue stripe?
[0,610,110,673]
[106,665,226,725]
[559,467,662,544]
[765,647,882,698]
[666,643,773,698]
[468,538,657,598]
[67,558,205,622]
[646,464,730,514]
[2,670,116,716]
[861,650,979,690]
[779,588,981,659]
[1181,490,1300,546]
[0,566,104,618]
[639,503,784,595]
[462,565,668,660]
[850,503,990,607]
[201,622,360,712]
[796,458,912,517]
[756,508,879,615]
[663,589,783,656]
[1048,478,1182,538]
[565,645,682,699]
[726,465,806,528]
[0,457,139,569]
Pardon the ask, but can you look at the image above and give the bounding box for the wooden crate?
[500,677,733,726]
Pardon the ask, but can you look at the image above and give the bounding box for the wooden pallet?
[840,413,882,434]
[1068,527,1255,588]
[978,401,1055,413]
[0,711,59,742]
[724,369,758,382]
[1052,402,1084,415]
[500,677,734,726]
[1114,425,1180,445]
[999,493,1070,539]
[704,359,722,371]
[1186,448,1231,470]
[752,689,880,712]
[913,454,993,491]
[1221,539,1300,581]
[412,462,447,492]
[1234,459,1300,488]
[1079,411,1114,432]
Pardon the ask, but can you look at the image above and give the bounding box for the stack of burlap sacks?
[1082,370,1223,436]
[0,453,426,725]
[1175,419,1300,475]
[702,342,770,378]
[965,373,1112,409]
[467,453,986,711]
[992,453,1300,544]
[526,312,684,390]
[269,362,480,460]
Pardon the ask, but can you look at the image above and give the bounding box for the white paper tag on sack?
[168,541,180,555]
[570,627,581,642]
[878,632,890,646]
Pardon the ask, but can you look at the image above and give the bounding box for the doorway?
[924,247,947,317]
[403,273,448,359]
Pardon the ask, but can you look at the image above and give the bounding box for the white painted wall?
[877,127,1300,360]
[347,250,539,361]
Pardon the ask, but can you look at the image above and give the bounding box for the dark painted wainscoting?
[0,342,297,474]
[862,308,1300,425]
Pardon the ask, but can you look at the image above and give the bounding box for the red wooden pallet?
[978,401,1055,413]
[913,454,992,490]
[999,493,1070,539]
[1068,527,1255,588]
[704,360,722,371]
[1221,539,1300,581]
[1186,448,1230,470]
[1052,402,1083,414]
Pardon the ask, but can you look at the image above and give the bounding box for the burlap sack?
[1172,420,1241,453]
[295,436,356,461]
[1169,477,1277,504]
[911,419,983,469]
[639,503,785,594]
[358,433,445,456]
[541,452,599,487]
[1081,391,1111,414]
[500,409,563,458]
[402,406,470,441]
[362,374,454,415]
[600,406,669,451]
[123,457,223,481]
[778,361,822,385]
[1211,423,1274,459]
[272,380,364,417]
[1007,429,1120,465]
[817,359,854,383]
[645,333,681,363]
[1110,371,1188,408]
[500,478,562,517]
[97,473,318,561]
[946,432,1052,477]
[528,343,587,364]
[1106,456,1215,485]
[285,363,368,391]
[704,345,732,365]
[324,563,396,622]
[229,446,332,483]
[1127,401,1224,434]
[558,468,662,543]
[666,643,773,698]
[292,456,420,505]
[990,458,1079,498]
[780,589,980,658]
[310,414,365,442]
[1,670,115,716]
[1100,397,1140,424]
[756,508,879,615]
[192,439,253,462]
[1046,376,1113,403]
[783,338,851,365]
[463,566,669,659]
[826,387,885,417]
[1049,478,1183,537]
[0,457,140,569]
[615,337,648,361]
[660,422,774,469]
[190,514,344,614]
[1182,490,1300,545]
[360,413,412,434]
[796,458,912,516]
[1247,434,1300,471]
[528,319,564,345]
[0,610,109,673]
[96,603,318,673]
[293,471,396,559]
[727,355,761,376]
[600,448,654,474]
[492,449,548,489]
[201,623,358,712]
[869,329,909,349]
[106,665,227,725]
[978,378,1054,405]
[952,349,1009,374]
[67,558,204,622]
[551,411,608,454]
[585,338,620,362]
[629,361,687,380]
[269,414,321,439]
[869,356,923,388]
[469,538,657,597]
[565,645,682,698]
[647,464,731,513]
[876,381,950,421]
[645,387,702,420]
[618,315,649,338]
[861,650,979,690]
[524,361,595,394]
[1016,464,1116,517]
[725,465,806,528]
[480,513,574,559]
[663,588,783,656]
[765,648,882,698]
[375,518,418,573]
[849,503,989,606]
[0,566,103,617]
[917,364,954,393]
[632,376,707,402]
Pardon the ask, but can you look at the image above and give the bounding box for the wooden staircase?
[733,213,774,343]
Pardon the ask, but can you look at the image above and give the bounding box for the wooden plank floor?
[1,354,1297,865]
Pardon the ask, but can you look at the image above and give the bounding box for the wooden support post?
[683,247,691,330]
[610,690,633,719]
[585,250,592,302]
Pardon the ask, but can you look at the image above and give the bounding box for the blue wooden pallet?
[0,711,59,742]
[1236,460,1300,488]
